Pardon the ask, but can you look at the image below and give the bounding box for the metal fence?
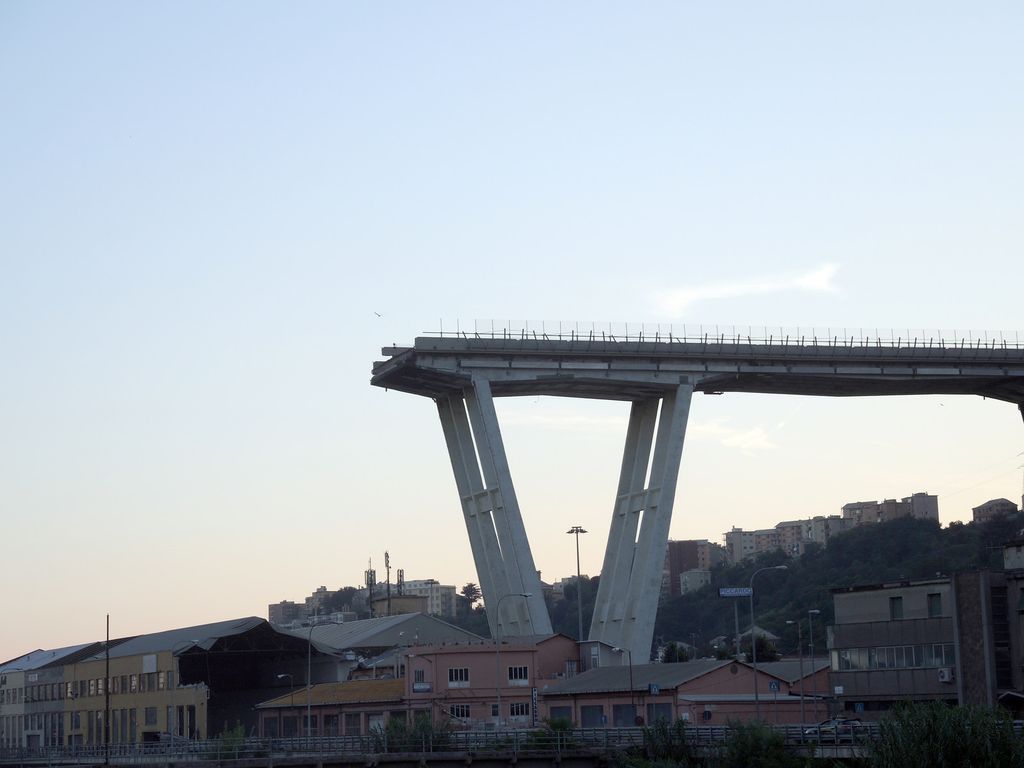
[429,320,1024,350]
[0,723,891,765]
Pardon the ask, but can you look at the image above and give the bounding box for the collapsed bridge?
[372,327,1024,661]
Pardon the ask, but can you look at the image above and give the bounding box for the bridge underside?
[372,336,1024,660]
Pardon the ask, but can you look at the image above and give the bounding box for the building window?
[889,596,903,620]
[509,702,529,717]
[144,708,157,727]
[928,593,942,618]
[344,713,361,736]
[491,704,499,717]
[414,670,425,683]
[449,704,470,719]
[507,666,529,686]
[447,668,470,688]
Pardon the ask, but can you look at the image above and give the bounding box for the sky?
[2,2,1023,663]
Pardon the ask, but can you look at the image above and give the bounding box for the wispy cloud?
[656,263,840,316]
[688,421,777,456]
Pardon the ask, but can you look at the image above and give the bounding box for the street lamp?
[749,565,788,720]
[808,609,821,721]
[611,647,635,725]
[306,618,343,743]
[494,592,531,729]
[786,619,806,729]
[566,526,588,661]
[276,674,295,738]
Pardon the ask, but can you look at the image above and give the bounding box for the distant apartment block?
[724,492,938,564]
[397,580,457,618]
[663,540,725,598]
[306,586,338,616]
[841,492,938,525]
[268,600,303,625]
[679,569,711,595]
[973,498,1020,524]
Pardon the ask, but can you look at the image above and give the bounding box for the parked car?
[805,717,864,741]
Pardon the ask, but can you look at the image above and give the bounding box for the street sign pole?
[719,588,754,660]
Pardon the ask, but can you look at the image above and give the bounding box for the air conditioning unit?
[938,667,955,683]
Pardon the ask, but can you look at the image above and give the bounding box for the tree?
[460,582,481,607]
[661,641,688,663]
[740,634,780,663]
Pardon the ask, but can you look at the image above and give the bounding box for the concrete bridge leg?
[589,383,693,662]
[436,376,552,639]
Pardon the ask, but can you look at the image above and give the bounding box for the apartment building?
[725,492,939,564]
[828,548,1024,719]
[664,540,725,598]
[841,492,938,526]
[973,498,1020,524]
[401,580,457,618]
[268,600,303,625]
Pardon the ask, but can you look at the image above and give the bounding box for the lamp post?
[808,609,821,721]
[612,647,635,725]
[749,565,788,720]
[276,674,295,738]
[786,619,806,729]
[494,592,531,729]
[306,618,342,743]
[566,526,588,666]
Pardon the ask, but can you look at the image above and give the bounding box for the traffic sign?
[719,587,753,598]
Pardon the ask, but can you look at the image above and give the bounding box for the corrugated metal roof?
[0,644,95,673]
[256,679,404,709]
[542,660,731,696]
[283,613,483,653]
[77,617,268,661]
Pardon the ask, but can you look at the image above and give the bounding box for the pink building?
[405,634,579,728]
[256,679,405,737]
[541,659,830,727]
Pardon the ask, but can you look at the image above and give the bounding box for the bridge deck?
[372,336,1024,406]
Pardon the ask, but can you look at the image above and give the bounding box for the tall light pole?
[612,647,635,725]
[566,526,588,666]
[276,674,295,738]
[786,619,805,729]
[494,592,531,729]
[808,608,821,722]
[749,565,788,720]
[306,618,342,743]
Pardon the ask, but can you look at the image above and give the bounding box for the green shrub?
[369,713,451,753]
[869,701,1024,768]
[717,720,800,768]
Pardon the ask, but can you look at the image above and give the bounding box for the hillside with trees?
[652,511,1024,658]
[440,513,1024,658]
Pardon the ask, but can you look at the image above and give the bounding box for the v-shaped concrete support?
[436,376,551,640]
[589,384,694,661]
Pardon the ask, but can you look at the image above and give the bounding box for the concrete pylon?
[589,384,693,662]
[436,376,551,640]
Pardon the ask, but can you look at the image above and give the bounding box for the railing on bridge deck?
[430,320,1024,350]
